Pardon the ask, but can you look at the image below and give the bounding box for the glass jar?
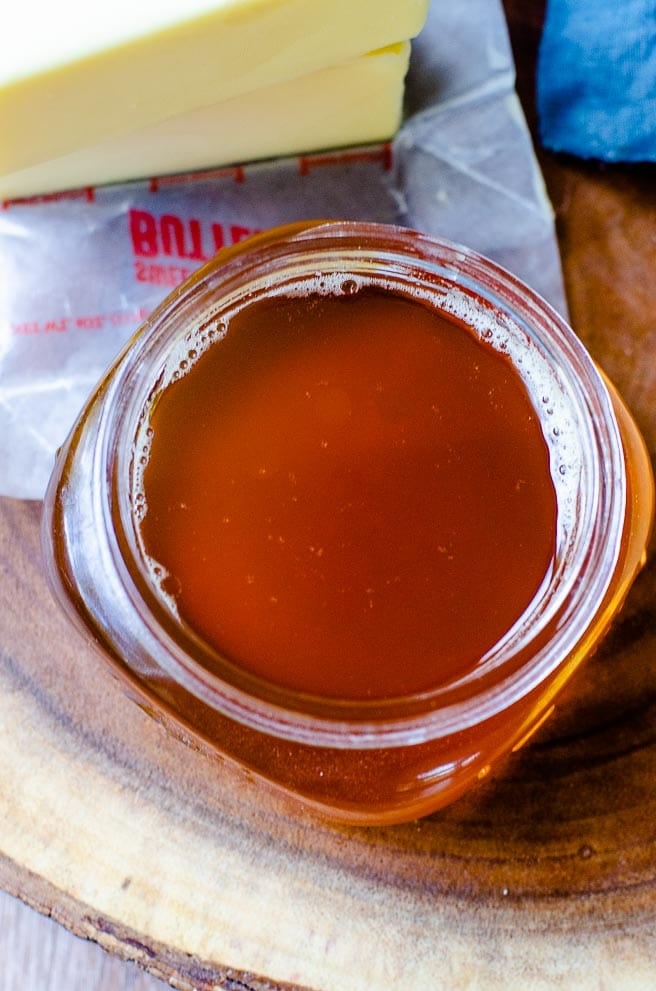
[42,221,654,825]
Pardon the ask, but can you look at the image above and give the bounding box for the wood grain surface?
[0,888,163,990]
[2,4,656,989]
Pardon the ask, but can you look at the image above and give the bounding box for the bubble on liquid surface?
[160,574,181,598]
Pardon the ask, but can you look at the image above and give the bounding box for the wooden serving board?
[2,7,656,990]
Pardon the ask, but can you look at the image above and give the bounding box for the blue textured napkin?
[537,0,656,161]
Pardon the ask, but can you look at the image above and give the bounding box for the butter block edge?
[0,43,411,200]
[0,0,428,173]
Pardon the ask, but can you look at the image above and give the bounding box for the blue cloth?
[537,0,656,161]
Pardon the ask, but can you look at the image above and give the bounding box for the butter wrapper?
[0,0,565,499]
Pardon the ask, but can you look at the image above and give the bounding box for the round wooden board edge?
[0,851,308,991]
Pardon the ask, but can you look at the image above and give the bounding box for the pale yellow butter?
[0,44,410,199]
[1,0,428,174]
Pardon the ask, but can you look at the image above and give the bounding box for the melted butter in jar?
[137,287,557,701]
[43,222,653,823]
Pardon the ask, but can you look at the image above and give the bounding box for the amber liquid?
[139,288,557,702]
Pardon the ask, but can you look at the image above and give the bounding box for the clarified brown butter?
[137,287,557,701]
[42,222,654,824]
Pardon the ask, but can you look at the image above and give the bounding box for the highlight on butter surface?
[1,0,429,191]
[42,221,654,825]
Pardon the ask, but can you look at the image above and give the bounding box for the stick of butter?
[1,0,428,174]
[0,44,410,200]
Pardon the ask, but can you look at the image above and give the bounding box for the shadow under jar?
[42,221,654,826]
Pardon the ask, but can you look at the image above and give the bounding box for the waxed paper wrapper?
[0,0,566,499]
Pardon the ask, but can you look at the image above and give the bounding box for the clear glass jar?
[42,221,654,825]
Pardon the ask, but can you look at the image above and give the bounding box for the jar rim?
[90,221,627,747]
